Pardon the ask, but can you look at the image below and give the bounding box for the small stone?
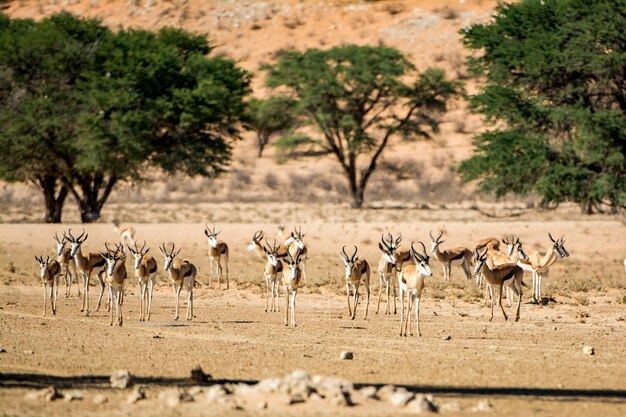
[330,389,354,406]
[24,386,61,401]
[389,389,414,406]
[471,399,493,412]
[0,348,6,353]
[158,388,193,407]
[408,394,438,413]
[257,400,268,409]
[256,377,282,394]
[376,385,397,401]
[309,392,323,401]
[359,386,378,399]
[63,391,83,401]
[582,346,595,355]
[110,370,132,389]
[127,386,146,404]
[339,351,354,360]
[440,400,462,412]
[23,350,34,355]
[191,366,211,383]
[552,326,557,330]
[93,394,108,404]
[442,335,452,341]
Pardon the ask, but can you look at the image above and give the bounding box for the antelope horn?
[419,241,428,258]
[77,228,86,242]
[410,242,420,259]
[429,230,435,241]
[53,232,61,243]
[395,234,402,246]
[351,245,358,262]
[549,232,556,243]
[437,231,444,241]
[67,228,75,241]
[341,245,348,261]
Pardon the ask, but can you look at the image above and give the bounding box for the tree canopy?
[244,95,300,157]
[0,12,250,222]
[458,0,626,213]
[264,44,461,208]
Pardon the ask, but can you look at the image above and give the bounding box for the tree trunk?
[257,132,269,157]
[350,186,365,209]
[66,174,118,223]
[36,175,69,223]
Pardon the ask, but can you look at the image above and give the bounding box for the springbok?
[518,233,569,303]
[35,255,61,317]
[66,229,107,315]
[340,245,371,320]
[398,242,433,337]
[282,249,304,327]
[377,233,401,315]
[99,243,128,326]
[261,239,284,312]
[204,224,230,289]
[283,225,309,284]
[160,243,197,321]
[128,241,158,321]
[429,231,472,282]
[113,219,135,246]
[247,230,266,260]
[474,246,524,322]
[53,232,79,298]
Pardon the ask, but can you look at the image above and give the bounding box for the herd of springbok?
[34,223,573,336]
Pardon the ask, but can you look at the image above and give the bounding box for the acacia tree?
[245,96,300,157]
[458,0,626,213]
[0,13,250,222]
[264,45,461,208]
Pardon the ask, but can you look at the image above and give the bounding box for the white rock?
[359,386,378,399]
[471,399,494,412]
[376,385,397,401]
[582,346,595,355]
[389,389,414,406]
[158,388,193,407]
[110,370,132,389]
[339,351,354,360]
[440,400,462,412]
[408,394,438,413]
[256,377,282,393]
[63,391,83,401]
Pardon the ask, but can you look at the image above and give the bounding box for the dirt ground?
[1,206,625,416]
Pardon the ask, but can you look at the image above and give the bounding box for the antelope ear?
[354,256,359,262]
[204,229,210,238]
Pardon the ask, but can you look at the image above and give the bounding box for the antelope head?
[410,241,433,276]
[66,228,88,257]
[128,240,150,270]
[204,224,220,248]
[100,242,126,276]
[517,242,529,262]
[53,232,66,256]
[284,249,303,281]
[502,234,520,256]
[378,233,400,265]
[262,238,281,268]
[248,230,264,252]
[473,245,489,275]
[290,225,306,250]
[35,255,51,279]
[429,230,444,254]
[160,243,181,271]
[340,245,359,278]
[549,233,569,258]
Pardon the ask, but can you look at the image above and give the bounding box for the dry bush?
[283,16,305,29]
[229,169,252,187]
[380,158,423,180]
[382,2,405,15]
[250,22,262,30]
[264,172,280,190]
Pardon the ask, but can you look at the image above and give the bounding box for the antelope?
[377,233,401,315]
[160,243,197,321]
[128,241,158,321]
[398,242,433,337]
[113,219,135,246]
[483,237,530,307]
[283,225,309,284]
[261,239,284,312]
[53,232,79,298]
[35,256,61,317]
[66,229,107,315]
[282,249,304,327]
[518,233,569,303]
[204,224,230,289]
[99,243,128,326]
[340,245,371,320]
[247,230,266,260]
[429,231,472,282]
[474,246,524,322]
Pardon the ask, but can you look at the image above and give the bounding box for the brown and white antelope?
[340,245,371,320]
[283,226,309,283]
[53,232,79,298]
[474,246,524,322]
[204,224,230,289]
[113,219,135,246]
[482,237,529,307]
[247,230,266,260]
[66,229,107,315]
[518,233,569,303]
[261,239,284,313]
[128,241,158,321]
[99,243,128,326]
[160,243,197,321]
[377,233,401,315]
[35,255,61,317]
[429,231,472,282]
[282,249,304,327]
[398,242,433,337]
[473,237,501,287]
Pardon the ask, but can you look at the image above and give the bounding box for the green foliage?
[264,44,461,207]
[459,0,626,212]
[0,13,250,222]
[244,95,300,156]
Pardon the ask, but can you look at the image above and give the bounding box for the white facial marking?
[56,243,64,257]
[70,242,80,257]
[269,255,278,268]
[289,264,298,280]
[208,236,218,248]
[296,239,304,250]
[420,262,433,276]
[164,257,173,271]
[384,252,396,265]
[247,242,257,252]
[133,254,142,270]
[106,258,116,276]
[345,263,353,277]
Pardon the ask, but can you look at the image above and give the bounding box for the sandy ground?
[1,208,625,415]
